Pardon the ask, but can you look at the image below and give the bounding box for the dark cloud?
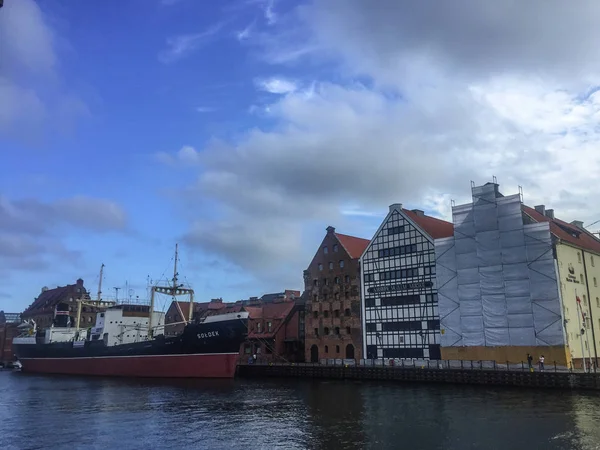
[0,194,126,280]
[307,0,600,85]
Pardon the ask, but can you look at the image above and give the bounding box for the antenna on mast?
[114,287,120,302]
[173,243,179,291]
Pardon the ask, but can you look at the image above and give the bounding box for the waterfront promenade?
[238,359,600,391]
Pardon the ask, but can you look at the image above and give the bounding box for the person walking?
[538,355,545,371]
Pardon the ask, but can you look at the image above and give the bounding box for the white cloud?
[255,77,298,94]
[0,0,87,140]
[172,0,600,283]
[195,106,216,113]
[158,22,226,64]
[236,21,255,41]
[156,145,201,166]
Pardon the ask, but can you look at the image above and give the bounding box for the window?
[339,260,345,268]
[323,246,328,254]
[387,226,405,235]
[382,321,422,332]
[380,268,419,280]
[267,321,272,332]
[329,262,334,270]
[324,278,329,286]
[595,277,598,287]
[314,328,319,337]
[581,274,585,284]
[334,310,340,318]
[257,322,262,332]
[325,345,329,353]
[334,277,340,284]
[381,295,420,306]
[318,263,323,271]
[366,323,376,332]
[324,327,330,335]
[313,295,318,302]
[333,244,339,252]
[345,308,351,317]
[324,311,329,318]
[578,252,582,263]
[346,326,351,335]
[378,244,417,258]
[345,275,350,283]
[592,256,596,267]
[324,294,328,301]
[313,311,318,319]
[336,345,340,353]
[313,279,318,286]
[334,293,340,300]
[335,327,340,335]
[597,297,600,308]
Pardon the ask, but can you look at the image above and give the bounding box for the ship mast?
[76,263,106,330]
[97,263,104,301]
[147,243,194,340]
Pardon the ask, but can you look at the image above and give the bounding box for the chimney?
[411,209,425,217]
[389,203,403,213]
[545,209,555,220]
[326,226,335,234]
[571,220,584,229]
[534,205,545,216]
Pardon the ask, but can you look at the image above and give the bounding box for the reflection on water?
[1,372,600,450]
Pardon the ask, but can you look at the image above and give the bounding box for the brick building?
[21,279,112,329]
[0,312,20,366]
[304,226,370,362]
[243,296,305,363]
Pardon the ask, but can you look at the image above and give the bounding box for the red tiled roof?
[335,233,371,259]
[522,205,600,254]
[245,306,262,320]
[22,282,85,316]
[403,209,454,239]
[246,301,296,339]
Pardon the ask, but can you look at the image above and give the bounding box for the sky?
[2,0,600,312]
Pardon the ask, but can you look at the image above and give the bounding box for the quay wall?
[237,363,600,391]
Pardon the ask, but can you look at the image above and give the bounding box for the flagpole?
[576,291,588,373]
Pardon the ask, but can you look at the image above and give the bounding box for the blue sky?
[2,0,600,312]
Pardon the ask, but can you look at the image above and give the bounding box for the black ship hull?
[13,317,247,378]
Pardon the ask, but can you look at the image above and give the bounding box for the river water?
[1,371,600,450]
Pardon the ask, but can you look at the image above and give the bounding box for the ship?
[12,245,249,378]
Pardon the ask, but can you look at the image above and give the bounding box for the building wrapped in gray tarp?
[435,183,565,349]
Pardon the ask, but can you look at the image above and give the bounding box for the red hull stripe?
[19,353,239,378]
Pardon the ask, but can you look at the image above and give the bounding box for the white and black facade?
[360,204,451,360]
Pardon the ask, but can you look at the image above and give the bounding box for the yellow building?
[525,206,600,369]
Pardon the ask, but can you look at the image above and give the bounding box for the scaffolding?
[435,183,563,348]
